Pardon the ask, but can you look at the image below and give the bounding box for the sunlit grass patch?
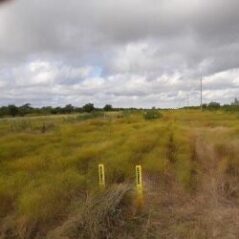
[18,170,86,222]
[7,156,48,174]
[142,147,169,174]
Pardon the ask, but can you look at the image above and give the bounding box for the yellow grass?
[1,110,239,238]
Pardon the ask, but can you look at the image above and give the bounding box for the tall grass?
[1,110,239,238]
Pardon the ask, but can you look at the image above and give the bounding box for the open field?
[1,110,239,238]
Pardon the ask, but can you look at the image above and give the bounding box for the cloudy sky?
[0,0,239,108]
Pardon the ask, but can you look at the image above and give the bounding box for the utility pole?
[187,92,190,107]
[200,75,203,111]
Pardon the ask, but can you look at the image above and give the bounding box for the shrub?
[144,110,163,120]
[47,184,134,239]
[207,101,221,110]
[77,112,104,121]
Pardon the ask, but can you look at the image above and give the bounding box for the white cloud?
[1,0,239,107]
[0,80,6,88]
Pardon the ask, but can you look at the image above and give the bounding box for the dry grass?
[47,184,137,239]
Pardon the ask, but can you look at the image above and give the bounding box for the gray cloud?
[0,0,239,107]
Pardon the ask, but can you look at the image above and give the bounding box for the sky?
[0,0,239,108]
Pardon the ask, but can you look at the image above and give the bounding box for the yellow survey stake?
[98,164,105,188]
[136,165,143,194]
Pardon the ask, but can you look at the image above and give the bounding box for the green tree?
[8,105,19,117]
[103,104,113,111]
[232,98,239,106]
[0,106,8,117]
[82,103,94,113]
[64,104,74,114]
[207,102,220,110]
[19,103,32,116]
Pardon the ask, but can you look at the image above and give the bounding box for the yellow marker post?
[136,165,143,194]
[135,165,144,209]
[98,164,105,189]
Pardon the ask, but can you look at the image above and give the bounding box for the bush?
[77,111,104,121]
[47,184,134,239]
[144,110,163,120]
[207,102,221,110]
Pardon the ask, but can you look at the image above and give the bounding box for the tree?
[103,104,113,111]
[8,105,19,117]
[82,103,94,113]
[0,106,8,117]
[202,103,207,109]
[19,103,32,116]
[207,102,220,110]
[53,107,62,114]
[232,98,239,106]
[64,104,74,114]
[41,106,53,115]
[144,109,163,120]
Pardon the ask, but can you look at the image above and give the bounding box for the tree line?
[1,98,239,118]
[0,103,140,117]
[184,98,239,111]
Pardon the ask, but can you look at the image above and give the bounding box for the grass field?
[1,110,239,238]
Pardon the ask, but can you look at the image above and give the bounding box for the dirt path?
[143,131,239,239]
